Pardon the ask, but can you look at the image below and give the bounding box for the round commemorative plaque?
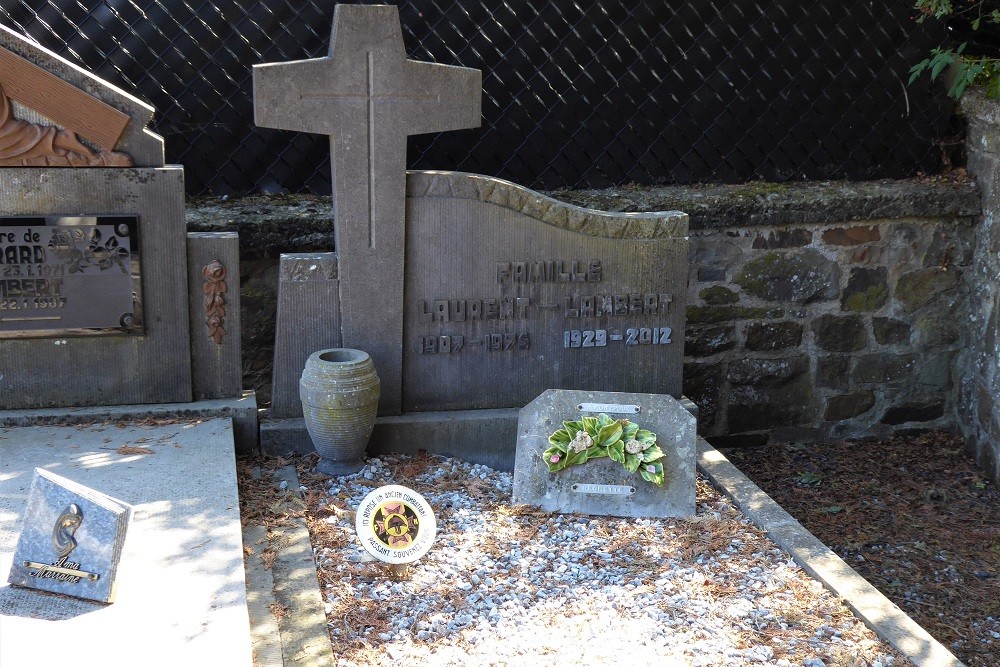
[355,485,437,564]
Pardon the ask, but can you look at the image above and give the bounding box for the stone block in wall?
[841,267,889,312]
[751,228,811,248]
[924,222,975,268]
[812,314,868,352]
[821,225,880,245]
[685,326,737,357]
[825,391,876,421]
[682,362,723,429]
[872,317,911,345]
[727,380,815,431]
[817,355,851,390]
[896,267,960,312]
[881,401,945,425]
[734,250,840,303]
[727,356,809,387]
[686,305,784,325]
[852,353,916,384]
[744,321,803,351]
[698,285,740,304]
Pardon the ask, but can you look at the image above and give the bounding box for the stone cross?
[253,5,481,415]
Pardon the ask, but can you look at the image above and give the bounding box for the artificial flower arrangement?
[542,413,665,486]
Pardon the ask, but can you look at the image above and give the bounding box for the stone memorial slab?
[8,468,131,603]
[0,22,193,410]
[254,4,482,414]
[257,6,687,465]
[512,389,696,518]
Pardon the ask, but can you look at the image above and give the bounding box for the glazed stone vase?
[299,348,380,475]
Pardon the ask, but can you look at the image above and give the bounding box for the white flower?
[625,439,644,455]
[569,431,593,453]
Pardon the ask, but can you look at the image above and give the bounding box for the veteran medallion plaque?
[355,485,436,565]
[8,468,133,603]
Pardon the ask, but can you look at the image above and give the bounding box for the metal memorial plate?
[0,215,142,338]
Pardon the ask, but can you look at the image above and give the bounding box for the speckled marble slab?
[8,468,131,603]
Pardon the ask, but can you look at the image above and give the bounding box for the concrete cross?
[253,5,481,415]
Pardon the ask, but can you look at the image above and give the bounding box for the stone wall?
[553,181,980,446]
[188,178,980,443]
[957,91,1000,481]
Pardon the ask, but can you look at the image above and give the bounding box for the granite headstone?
[8,468,132,603]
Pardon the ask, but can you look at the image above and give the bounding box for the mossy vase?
[300,349,380,475]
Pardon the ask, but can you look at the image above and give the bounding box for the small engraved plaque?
[577,402,640,415]
[0,215,142,338]
[571,483,636,496]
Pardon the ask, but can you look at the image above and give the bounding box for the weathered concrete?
[0,167,193,409]
[269,253,341,419]
[0,419,252,666]
[254,4,482,415]
[188,232,243,400]
[0,393,259,454]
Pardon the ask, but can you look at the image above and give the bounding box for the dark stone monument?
[256,5,688,469]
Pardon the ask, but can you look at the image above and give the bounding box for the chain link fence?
[1,0,954,196]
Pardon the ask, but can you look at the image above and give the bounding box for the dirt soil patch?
[723,430,1000,667]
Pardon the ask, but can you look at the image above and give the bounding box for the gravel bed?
[297,453,910,667]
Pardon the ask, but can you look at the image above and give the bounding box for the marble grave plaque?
[8,468,132,603]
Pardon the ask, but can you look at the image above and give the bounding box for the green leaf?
[586,445,609,460]
[548,428,572,448]
[563,420,583,434]
[641,444,665,463]
[542,446,570,472]
[596,413,615,428]
[973,17,982,30]
[568,449,590,466]
[624,453,642,473]
[608,440,626,464]
[596,422,623,447]
[622,421,640,440]
[635,429,657,446]
[930,51,955,80]
[581,416,599,435]
[639,461,664,486]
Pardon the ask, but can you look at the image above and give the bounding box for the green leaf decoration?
[548,428,572,448]
[635,429,657,446]
[641,444,665,463]
[542,446,570,472]
[608,440,626,464]
[544,412,663,486]
[586,445,609,460]
[596,422,623,447]
[640,461,665,486]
